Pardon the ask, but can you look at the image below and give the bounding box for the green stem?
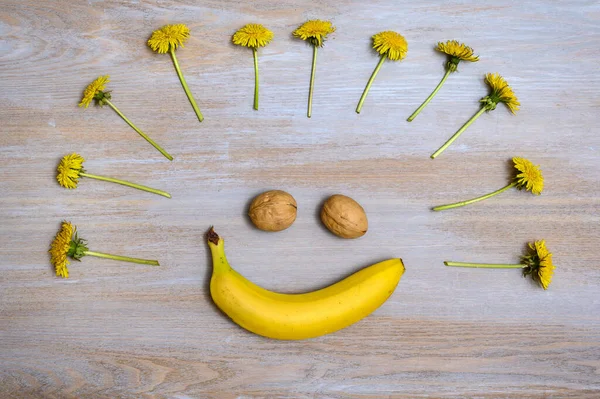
[84,250,159,266]
[253,47,259,111]
[356,54,386,114]
[432,182,515,211]
[169,48,204,122]
[307,45,318,118]
[431,106,487,159]
[407,69,452,122]
[105,100,173,161]
[79,172,171,198]
[444,261,523,268]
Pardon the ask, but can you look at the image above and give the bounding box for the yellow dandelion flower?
[372,31,408,61]
[483,73,520,114]
[147,24,190,54]
[232,24,273,111]
[522,240,555,289]
[431,72,520,158]
[78,75,173,159]
[437,40,479,64]
[49,221,74,278]
[55,153,171,198]
[79,75,109,108]
[408,40,479,122]
[513,157,544,195]
[293,20,335,47]
[445,239,555,290]
[56,153,85,189]
[48,221,159,278]
[433,157,544,211]
[233,24,273,48]
[293,20,336,118]
[147,24,203,122]
[356,31,407,114]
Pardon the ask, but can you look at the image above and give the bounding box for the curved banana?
[207,228,405,340]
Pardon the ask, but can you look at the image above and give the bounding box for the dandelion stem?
[84,250,159,266]
[432,182,515,211]
[105,100,173,161]
[407,69,452,122]
[356,54,386,114]
[79,172,171,198]
[444,261,523,268]
[253,47,259,111]
[307,45,318,118]
[169,48,204,122]
[431,106,487,158]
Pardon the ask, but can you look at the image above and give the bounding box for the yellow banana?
[207,228,405,340]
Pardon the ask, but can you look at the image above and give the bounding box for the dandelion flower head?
[49,221,74,278]
[522,240,554,289]
[148,24,190,54]
[233,24,273,48]
[293,20,335,47]
[437,40,478,72]
[372,31,408,61]
[483,73,520,114]
[57,153,85,189]
[79,75,109,108]
[437,40,479,62]
[513,157,544,195]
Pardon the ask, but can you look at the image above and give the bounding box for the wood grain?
[1,0,599,397]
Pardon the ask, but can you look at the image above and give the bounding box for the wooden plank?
[1,0,599,397]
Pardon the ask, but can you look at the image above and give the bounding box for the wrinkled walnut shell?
[320,194,368,239]
[248,190,297,232]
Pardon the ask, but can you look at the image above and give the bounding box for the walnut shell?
[320,194,368,239]
[248,190,297,232]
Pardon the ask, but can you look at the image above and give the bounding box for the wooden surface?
[1,0,599,397]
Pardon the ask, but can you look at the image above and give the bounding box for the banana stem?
[431,106,487,159]
[432,182,515,211]
[105,100,173,161]
[356,54,386,114]
[207,228,229,274]
[170,48,204,122]
[84,250,159,266]
[307,45,318,118]
[253,47,259,111]
[79,172,171,198]
[445,261,523,268]
[407,69,452,122]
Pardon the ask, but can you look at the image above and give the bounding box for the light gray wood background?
[1,0,599,398]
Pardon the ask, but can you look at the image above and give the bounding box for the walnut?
[320,194,368,239]
[248,190,297,232]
